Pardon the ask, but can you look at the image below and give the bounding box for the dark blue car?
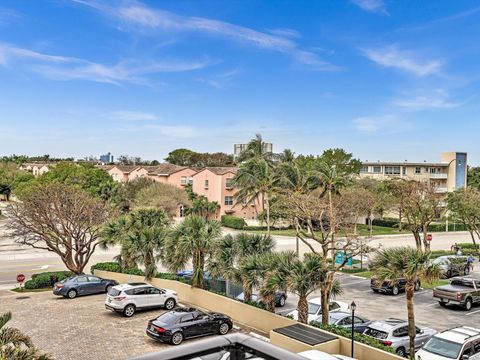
[236,291,287,307]
[53,275,118,299]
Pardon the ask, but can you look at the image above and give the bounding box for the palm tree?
[101,208,170,280]
[209,233,275,302]
[0,312,51,360]
[236,134,275,163]
[185,195,220,220]
[269,253,325,324]
[234,158,278,233]
[369,247,441,358]
[164,216,221,288]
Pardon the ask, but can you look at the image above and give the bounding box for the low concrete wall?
[95,270,402,360]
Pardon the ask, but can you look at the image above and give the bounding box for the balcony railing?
[430,173,448,179]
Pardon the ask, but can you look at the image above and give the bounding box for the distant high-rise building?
[100,152,114,164]
[233,142,273,159]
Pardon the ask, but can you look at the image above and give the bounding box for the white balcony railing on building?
[430,173,448,179]
[435,187,448,193]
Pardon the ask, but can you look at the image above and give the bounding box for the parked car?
[433,276,480,311]
[432,256,470,278]
[105,282,178,317]
[287,298,349,323]
[298,349,356,360]
[363,318,437,357]
[328,312,371,334]
[236,291,287,307]
[146,307,233,345]
[415,326,480,360]
[370,276,421,296]
[53,275,118,299]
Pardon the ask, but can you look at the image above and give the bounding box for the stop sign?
[426,234,433,242]
[16,274,25,283]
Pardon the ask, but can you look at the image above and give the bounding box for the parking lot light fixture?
[350,301,356,357]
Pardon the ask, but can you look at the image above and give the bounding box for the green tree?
[370,247,441,358]
[0,163,35,200]
[467,167,480,189]
[209,233,275,302]
[165,149,197,166]
[235,134,275,163]
[164,216,221,288]
[185,195,220,220]
[117,177,155,212]
[101,208,170,280]
[133,182,190,218]
[0,312,51,360]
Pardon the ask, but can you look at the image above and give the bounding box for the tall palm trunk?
[406,284,416,358]
[192,251,205,289]
[243,281,253,302]
[297,294,309,324]
[413,231,422,251]
[264,291,276,312]
[265,193,270,235]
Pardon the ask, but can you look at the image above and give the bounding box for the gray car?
[328,311,371,334]
[53,275,118,299]
[363,318,437,357]
[432,256,470,278]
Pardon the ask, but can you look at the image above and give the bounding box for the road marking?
[349,275,368,280]
[426,303,438,307]
[465,309,480,315]
[341,280,370,286]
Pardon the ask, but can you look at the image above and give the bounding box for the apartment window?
[180,176,187,185]
[204,180,209,189]
[360,166,368,173]
[224,196,234,206]
[415,167,421,175]
[373,166,382,174]
[226,178,234,189]
[385,166,401,175]
[429,167,437,174]
[188,177,193,185]
[402,167,406,176]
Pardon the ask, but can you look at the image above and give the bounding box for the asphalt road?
[276,272,480,333]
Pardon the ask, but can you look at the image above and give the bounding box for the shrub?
[221,215,246,229]
[310,322,395,354]
[90,262,122,274]
[428,223,467,232]
[124,267,145,276]
[25,271,73,289]
[372,219,399,228]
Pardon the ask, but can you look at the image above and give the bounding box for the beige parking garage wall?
[95,270,402,360]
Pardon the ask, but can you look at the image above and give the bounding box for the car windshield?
[308,303,321,315]
[422,337,462,359]
[156,312,180,325]
[364,328,388,339]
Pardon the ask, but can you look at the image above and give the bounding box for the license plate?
[108,298,112,303]
[150,325,155,332]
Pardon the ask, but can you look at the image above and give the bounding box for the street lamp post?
[350,301,356,358]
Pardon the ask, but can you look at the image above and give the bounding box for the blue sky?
[1,0,479,164]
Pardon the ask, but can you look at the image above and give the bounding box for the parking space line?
[341,280,370,286]
[426,303,438,307]
[465,309,480,315]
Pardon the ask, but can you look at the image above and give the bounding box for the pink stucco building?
[192,167,260,220]
[147,164,197,189]
[104,165,149,183]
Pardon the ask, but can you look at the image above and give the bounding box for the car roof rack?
[442,326,480,339]
[127,282,148,286]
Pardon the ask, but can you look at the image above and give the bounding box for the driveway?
[0,290,241,360]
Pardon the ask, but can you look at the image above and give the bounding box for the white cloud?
[353,115,413,133]
[363,46,443,76]
[351,0,388,14]
[107,110,158,121]
[0,8,22,25]
[394,89,462,110]
[73,0,338,71]
[0,42,214,85]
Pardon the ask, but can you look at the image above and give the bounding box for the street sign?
[426,234,433,242]
[17,274,25,283]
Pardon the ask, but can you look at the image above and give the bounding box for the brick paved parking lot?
[0,290,239,360]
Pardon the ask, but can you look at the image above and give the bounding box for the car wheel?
[171,332,184,345]
[464,298,473,311]
[219,322,230,335]
[123,304,136,317]
[439,301,447,307]
[67,289,77,299]
[105,284,113,293]
[396,347,406,357]
[392,286,399,296]
[164,298,176,310]
[372,289,379,293]
[464,267,470,275]
[414,281,420,291]
[447,270,452,278]
[278,296,286,307]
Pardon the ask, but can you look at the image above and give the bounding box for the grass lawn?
[422,279,449,289]
[245,225,409,237]
[10,287,51,293]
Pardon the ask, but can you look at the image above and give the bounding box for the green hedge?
[90,262,122,274]
[221,215,246,229]
[427,223,468,232]
[372,219,399,228]
[310,322,395,354]
[25,271,73,289]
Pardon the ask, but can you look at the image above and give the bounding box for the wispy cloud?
[0,42,214,85]
[72,0,338,71]
[394,89,463,110]
[195,68,240,89]
[351,0,388,14]
[363,46,443,76]
[106,110,158,121]
[0,8,22,25]
[353,115,413,133]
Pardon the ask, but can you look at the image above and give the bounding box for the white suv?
[416,326,480,360]
[105,282,178,317]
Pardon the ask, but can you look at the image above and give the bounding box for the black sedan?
[146,308,233,345]
[53,275,118,299]
[328,311,371,334]
[370,277,421,295]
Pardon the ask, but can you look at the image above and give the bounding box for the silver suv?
[363,318,437,357]
[416,326,480,360]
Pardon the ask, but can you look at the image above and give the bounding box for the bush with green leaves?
[25,271,73,289]
[90,262,122,274]
[221,215,246,229]
[310,322,395,354]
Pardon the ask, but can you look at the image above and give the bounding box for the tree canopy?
[165,148,234,167]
